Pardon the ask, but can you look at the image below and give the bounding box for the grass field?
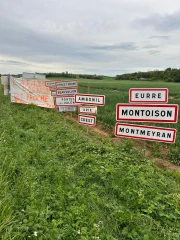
[1,79,180,239]
[49,77,180,165]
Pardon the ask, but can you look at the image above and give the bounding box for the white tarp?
[10,77,55,109]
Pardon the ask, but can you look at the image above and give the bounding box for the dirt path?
[65,113,180,174]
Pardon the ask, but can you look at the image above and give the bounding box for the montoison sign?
[78,114,96,126]
[115,123,176,143]
[116,104,178,123]
[75,94,105,106]
[129,88,168,103]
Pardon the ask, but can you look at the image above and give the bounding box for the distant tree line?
[45,72,103,80]
[115,68,180,82]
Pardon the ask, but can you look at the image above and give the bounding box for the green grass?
[1,80,180,239]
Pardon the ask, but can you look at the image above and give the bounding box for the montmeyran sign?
[115,123,176,143]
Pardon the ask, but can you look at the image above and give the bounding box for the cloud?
[133,11,180,31]
[0,60,29,66]
[86,42,138,51]
[148,50,160,55]
[142,44,159,49]
[148,36,170,40]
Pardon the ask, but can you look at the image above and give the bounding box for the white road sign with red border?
[56,88,77,95]
[58,106,76,112]
[56,80,78,88]
[116,104,178,123]
[79,106,97,114]
[129,88,168,103]
[75,94,105,106]
[78,114,96,126]
[115,123,176,143]
[55,95,76,105]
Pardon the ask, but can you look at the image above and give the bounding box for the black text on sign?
[115,123,176,143]
[78,114,96,126]
[129,88,168,103]
[116,104,179,123]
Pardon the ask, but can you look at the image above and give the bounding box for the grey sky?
[0,0,180,76]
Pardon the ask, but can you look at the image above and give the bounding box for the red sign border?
[56,80,78,89]
[116,104,179,123]
[78,114,96,127]
[78,106,97,115]
[55,95,78,106]
[75,94,105,106]
[56,88,78,96]
[58,105,77,112]
[129,88,168,103]
[45,80,59,88]
[115,123,176,143]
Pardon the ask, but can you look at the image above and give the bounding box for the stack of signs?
[75,94,105,126]
[115,88,179,143]
[45,80,78,112]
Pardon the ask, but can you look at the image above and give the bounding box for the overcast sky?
[0,0,180,76]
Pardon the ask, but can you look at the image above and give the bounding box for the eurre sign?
[129,88,168,103]
[116,104,178,123]
[115,123,176,143]
[75,94,105,106]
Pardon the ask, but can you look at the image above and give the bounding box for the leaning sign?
[115,123,176,143]
[116,104,178,123]
[78,114,96,126]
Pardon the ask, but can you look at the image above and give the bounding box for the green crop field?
[49,77,180,165]
[1,79,180,239]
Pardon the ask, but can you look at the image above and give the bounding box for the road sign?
[115,123,176,143]
[55,95,76,105]
[129,88,168,103]
[45,81,58,87]
[49,88,56,96]
[116,104,178,123]
[56,80,78,88]
[78,114,96,126]
[79,106,97,114]
[75,94,105,106]
[58,106,77,112]
[56,88,77,95]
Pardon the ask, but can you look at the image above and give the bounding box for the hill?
[115,68,180,82]
[1,80,180,239]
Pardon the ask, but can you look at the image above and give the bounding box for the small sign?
[75,94,105,106]
[49,88,56,96]
[129,88,168,103]
[45,81,58,87]
[78,114,96,126]
[58,106,76,112]
[1,76,9,85]
[79,106,97,114]
[115,123,176,143]
[56,88,77,95]
[56,80,78,88]
[116,104,178,123]
[55,95,77,105]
